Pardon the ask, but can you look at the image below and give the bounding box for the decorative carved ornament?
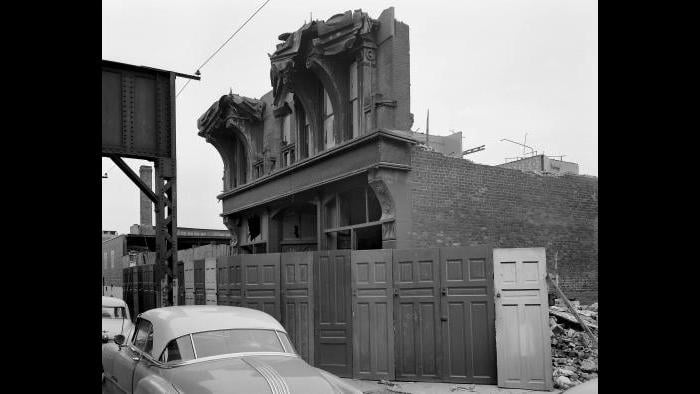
[368,178,395,220]
[269,9,379,105]
[382,220,396,241]
[197,93,265,136]
[222,216,239,246]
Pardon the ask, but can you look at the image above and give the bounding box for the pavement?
[342,379,561,394]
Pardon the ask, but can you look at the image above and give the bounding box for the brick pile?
[550,302,598,390]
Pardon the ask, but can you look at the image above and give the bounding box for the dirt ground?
[342,379,561,394]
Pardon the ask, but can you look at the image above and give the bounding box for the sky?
[102,0,598,235]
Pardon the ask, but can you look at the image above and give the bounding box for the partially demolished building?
[197,7,598,302]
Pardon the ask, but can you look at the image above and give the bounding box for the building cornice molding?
[216,128,416,201]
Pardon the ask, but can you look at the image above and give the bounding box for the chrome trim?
[130,345,160,365]
[274,331,285,352]
[149,329,296,369]
[189,334,197,359]
[159,352,299,368]
[243,357,290,394]
[275,331,292,354]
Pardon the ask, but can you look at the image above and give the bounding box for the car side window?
[132,319,154,355]
[159,336,196,364]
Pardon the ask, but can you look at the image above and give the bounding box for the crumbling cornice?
[269,9,379,105]
[197,93,265,137]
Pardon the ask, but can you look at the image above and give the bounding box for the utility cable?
[176,0,273,98]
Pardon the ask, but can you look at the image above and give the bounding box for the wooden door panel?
[216,257,228,305]
[193,259,206,305]
[281,252,314,364]
[493,248,552,391]
[184,260,195,305]
[393,248,441,381]
[440,246,496,384]
[241,254,280,320]
[314,250,352,377]
[229,256,243,306]
[352,249,394,380]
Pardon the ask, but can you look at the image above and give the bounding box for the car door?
[111,318,154,393]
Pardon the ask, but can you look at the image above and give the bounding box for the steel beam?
[462,145,486,156]
[109,156,159,206]
[103,61,189,310]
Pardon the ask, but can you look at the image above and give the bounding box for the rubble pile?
[550,302,598,390]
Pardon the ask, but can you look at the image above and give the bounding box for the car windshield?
[102,306,127,319]
[190,329,292,359]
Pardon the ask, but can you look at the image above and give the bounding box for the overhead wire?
[176,0,273,98]
[102,164,117,178]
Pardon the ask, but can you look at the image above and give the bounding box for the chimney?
[139,165,153,233]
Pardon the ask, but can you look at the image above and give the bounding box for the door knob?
[496,292,501,298]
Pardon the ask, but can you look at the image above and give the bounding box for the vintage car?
[102,296,135,343]
[101,305,363,394]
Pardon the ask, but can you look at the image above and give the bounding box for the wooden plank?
[546,274,598,347]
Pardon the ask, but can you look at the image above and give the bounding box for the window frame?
[323,186,384,250]
[349,61,360,139]
[131,318,155,356]
[189,328,288,359]
[322,89,335,149]
[158,334,197,365]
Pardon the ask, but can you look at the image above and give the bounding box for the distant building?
[102,165,231,298]
[102,227,232,299]
[102,230,118,241]
[497,155,579,175]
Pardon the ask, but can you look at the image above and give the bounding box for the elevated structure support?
[102,60,198,307]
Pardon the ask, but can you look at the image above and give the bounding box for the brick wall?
[408,147,598,302]
[102,235,127,288]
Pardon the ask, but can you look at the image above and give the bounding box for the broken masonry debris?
[550,300,599,390]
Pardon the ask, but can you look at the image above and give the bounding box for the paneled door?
[314,250,352,377]
[352,249,394,380]
[493,248,552,390]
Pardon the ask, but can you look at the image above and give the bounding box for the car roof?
[102,296,127,307]
[139,306,286,358]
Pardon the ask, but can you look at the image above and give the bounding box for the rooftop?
[139,306,286,358]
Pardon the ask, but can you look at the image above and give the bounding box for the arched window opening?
[322,88,335,149]
[234,137,247,187]
[238,214,266,254]
[281,113,295,168]
[210,128,249,191]
[323,185,383,250]
[349,61,360,139]
[294,96,313,160]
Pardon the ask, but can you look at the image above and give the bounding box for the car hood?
[101,318,133,338]
[160,354,359,394]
